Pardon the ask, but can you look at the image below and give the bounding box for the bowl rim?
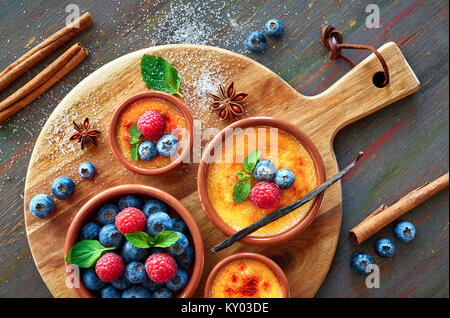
[197,117,326,245]
[64,184,204,298]
[203,252,290,298]
[108,90,194,176]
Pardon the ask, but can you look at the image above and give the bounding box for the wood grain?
[23,42,418,297]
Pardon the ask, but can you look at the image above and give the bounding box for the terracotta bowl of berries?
[204,252,290,298]
[64,184,204,298]
[197,117,326,246]
[108,90,193,175]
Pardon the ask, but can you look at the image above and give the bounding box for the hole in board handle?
[372,71,387,88]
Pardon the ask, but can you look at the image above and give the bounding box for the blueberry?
[274,168,295,189]
[80,222,101,240]
[146,212,173,236]
[118,194,142,210]
[99,224,124,249]
[124,261,147,284]
[245,31,267,52]
[29,194,54,218]
[51,176,75,200]
[138,141,157,161]
[156,134,179,157]
[175,246,194,269]
[350,252,374,275]
[168,232,189,256]
[141,276,163,292]
[166,269,188,292]
[121,240,149,263]
[101,285,121,298]
[152,287,173,298]
[142,198,167,217]
[97,203,119,225]
[82,268,106,291]
[122,285,152,298]
[171,217,188,234]
[394,221,416,242]
[253,159,277,181]
[264,19,284,37]
[78,162,96,180]
[111,275,133,290]
[375,238,396,258]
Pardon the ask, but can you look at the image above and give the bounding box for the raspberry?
[95,253,125,282]
[249,181,280,209]
[145,253,178,284]
[115,207,147,234]
[137,111,165,140]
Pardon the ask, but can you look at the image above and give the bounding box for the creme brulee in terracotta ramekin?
[197,117,326,246]
[204,252,289,298]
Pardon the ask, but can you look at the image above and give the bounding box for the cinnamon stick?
[0,43,89,124]
[0,12,92,92]
[349,172,449,245]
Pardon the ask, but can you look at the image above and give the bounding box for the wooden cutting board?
[23,43,419,298]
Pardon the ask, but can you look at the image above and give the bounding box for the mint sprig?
[232,151,261,203]
[129,124,142,161]
[125,231,180,249]
[65,240,115,268]
[141,54,183,97]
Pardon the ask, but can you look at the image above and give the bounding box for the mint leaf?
[129,125,141,138]
[130,136,140,145]
[243,150,261,173]
[236,171,251,179]
[125,231,153,248]
[131,143,139,161]
[153,231,180,248]
[141,54,183,97]
[233,179,251,204]
[65,240,114,268]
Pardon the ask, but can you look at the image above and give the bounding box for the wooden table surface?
[0,0,448,298]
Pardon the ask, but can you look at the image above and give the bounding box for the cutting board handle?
[308,42,420,141]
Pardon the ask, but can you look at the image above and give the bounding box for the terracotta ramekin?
[108,91,193,175]
[197,117,326,246]
[204,252,290,298]
[64,184,204,298]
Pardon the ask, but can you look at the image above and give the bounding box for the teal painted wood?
[0,0,448,297]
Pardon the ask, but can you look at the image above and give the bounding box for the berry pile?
[249,158,294,209]
[74,194,194,298]
[130,111,179,162]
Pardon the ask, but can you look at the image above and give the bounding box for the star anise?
[69,118,101,150]
[208,82,248,120]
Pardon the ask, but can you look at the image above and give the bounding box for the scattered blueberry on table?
[51,176,75,200]
[264,19,284,37]
[29,194,54,218]
[350,252,374,275]
[245,31,267,52]
[375,238,396,258]
[394,221,416,243]
[78,162,96,179]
